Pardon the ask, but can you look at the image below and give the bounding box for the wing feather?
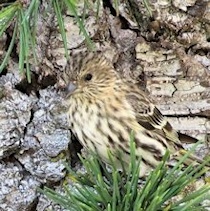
[126,88,197,145]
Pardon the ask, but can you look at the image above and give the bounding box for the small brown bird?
[61,52,206,176]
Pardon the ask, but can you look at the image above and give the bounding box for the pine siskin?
[60,52,208,177]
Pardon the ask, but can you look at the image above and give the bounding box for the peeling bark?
[0,0,210,210]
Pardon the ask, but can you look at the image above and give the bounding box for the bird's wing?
[126,89,197,144]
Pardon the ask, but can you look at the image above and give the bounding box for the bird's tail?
[172,149,210,168]
[178,132,198,144]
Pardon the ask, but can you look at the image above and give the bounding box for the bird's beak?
[66,81,77,96]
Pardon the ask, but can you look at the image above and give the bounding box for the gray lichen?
[0,0,210,210]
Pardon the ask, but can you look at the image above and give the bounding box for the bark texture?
[0,0,210,210]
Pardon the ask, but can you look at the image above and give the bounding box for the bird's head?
[61,53,119,99]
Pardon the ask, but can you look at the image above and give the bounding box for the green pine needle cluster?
[0,0,39,82]
[41,135,210,211]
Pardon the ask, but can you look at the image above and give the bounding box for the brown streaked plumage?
[61,52,206,176]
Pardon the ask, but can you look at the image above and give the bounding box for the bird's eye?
[84,73,92,81]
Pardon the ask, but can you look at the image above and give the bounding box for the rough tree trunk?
[0,0,209,210]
